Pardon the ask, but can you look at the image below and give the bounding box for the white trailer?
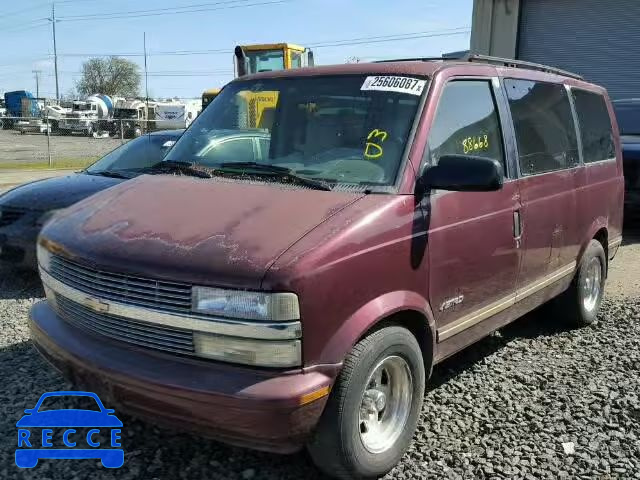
[153,100,201,130]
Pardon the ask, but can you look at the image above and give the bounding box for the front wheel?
[557,239,606,326]
[307,326,425,479]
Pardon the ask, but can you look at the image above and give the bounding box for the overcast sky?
[0,0,472,99]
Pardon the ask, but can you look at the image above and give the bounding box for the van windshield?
[165,75,425,189]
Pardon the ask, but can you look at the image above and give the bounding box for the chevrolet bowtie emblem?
[83,296,109,313]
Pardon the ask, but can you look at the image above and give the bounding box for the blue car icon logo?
[16,391,124,469]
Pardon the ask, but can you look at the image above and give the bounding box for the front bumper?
[29,300,332,453]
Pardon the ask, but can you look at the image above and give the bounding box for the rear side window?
[426,80,505,170]
[572,89,615,163]
[505,79,579,176]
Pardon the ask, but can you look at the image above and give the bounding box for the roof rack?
[373,57,449,63]
[373,54,583,80]
[466,54,583,80]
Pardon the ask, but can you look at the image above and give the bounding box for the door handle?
[513,210,522,248]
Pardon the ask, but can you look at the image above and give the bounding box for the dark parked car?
[613,98,640,212]
[31,58,623,479]
[0,130,183,270]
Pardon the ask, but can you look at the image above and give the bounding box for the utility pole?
[143,32,149,106]
[49,3,60,100]
[32,70,41,98]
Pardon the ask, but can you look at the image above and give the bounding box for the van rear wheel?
[558,239,606,326]
[307,326,425,479]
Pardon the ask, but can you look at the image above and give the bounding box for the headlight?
[192,287,299,321]
[36,242,52,272]
[193,333,301,367]
[37,209,62,227]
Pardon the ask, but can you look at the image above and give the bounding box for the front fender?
[317,290,436,368]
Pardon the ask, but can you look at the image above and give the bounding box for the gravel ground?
[0,239,638,479]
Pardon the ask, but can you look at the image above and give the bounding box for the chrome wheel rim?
[582,257,602,312]
[358,355,413,454]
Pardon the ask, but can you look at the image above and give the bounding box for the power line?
[57,72,235,78]
[0,0,279,30]
[2,3,50,20]
[58,69,234,75]
[50,27,470,59]
[59,0,263,19]
[0,19,49,34]
[0,57,52,68]
[56,0,108,4]
[321,28,469,44]
[311,30,470,49]
[57,0,291,22]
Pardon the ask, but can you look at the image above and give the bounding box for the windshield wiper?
[219,161,291,173]
[86,170,135,179]
[147,160,213,178]
[218,162,332,191]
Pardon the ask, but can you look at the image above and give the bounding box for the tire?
[557,239,606,326]
[307,326,425,479]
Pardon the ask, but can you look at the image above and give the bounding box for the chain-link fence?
[0,106,193,170]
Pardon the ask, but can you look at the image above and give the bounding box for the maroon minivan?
[30,56,623,479]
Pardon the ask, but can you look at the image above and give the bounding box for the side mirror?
[421,154,504,192]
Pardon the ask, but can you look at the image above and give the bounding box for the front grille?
[49,254,193,313]
[56,295,195,355]
[0,206,28,227]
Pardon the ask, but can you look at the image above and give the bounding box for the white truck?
[44,105,70,132]
[153,100,200,130]
[58,94,114,136]
[111,99,153,138]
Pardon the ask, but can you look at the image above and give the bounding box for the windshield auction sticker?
[361,76,426,96]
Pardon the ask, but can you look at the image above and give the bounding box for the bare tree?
[76,57,140,97]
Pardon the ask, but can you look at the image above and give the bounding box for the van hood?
[42,175,363,289]
[0,173,123,211]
